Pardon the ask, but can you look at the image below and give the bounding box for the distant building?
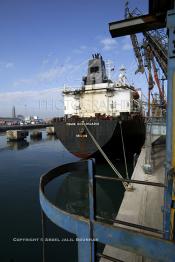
[17,115,24,120]
[12,106,16,118]
[0,117,20,126]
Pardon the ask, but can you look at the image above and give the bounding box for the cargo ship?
[53,54,145,159]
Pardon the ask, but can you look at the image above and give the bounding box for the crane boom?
[126,5,168,79]
[125,3,168,115]
[130,34,145,74]
[125,3,145,75]
[143,31,167,78]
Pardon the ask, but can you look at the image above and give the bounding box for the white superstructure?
[63,55,142,118]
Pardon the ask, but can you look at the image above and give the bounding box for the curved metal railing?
[39,159,175,262]
[39,160,93,261]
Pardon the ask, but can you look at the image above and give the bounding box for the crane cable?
[82,121,128,190]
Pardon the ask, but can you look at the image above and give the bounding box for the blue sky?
[0,0,148,117]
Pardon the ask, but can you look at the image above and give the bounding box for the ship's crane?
[125,2,168,116]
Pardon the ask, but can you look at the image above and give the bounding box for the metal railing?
[39,159,175,262]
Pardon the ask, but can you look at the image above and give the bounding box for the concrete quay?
[101,137,165,262]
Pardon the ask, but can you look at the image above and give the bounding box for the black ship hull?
[53,116,146,159]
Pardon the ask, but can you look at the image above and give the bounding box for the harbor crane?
[125,2,167,116]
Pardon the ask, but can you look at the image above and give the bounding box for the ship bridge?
[83,53,109,85]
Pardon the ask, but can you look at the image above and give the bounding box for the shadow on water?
[45,161,126,220]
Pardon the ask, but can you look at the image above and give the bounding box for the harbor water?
[0,129,133,262]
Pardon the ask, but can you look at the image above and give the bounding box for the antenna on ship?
[118,65,128,85]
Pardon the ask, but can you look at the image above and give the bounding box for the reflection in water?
[30,131,42,140]
[46,167,123,220]
[0,130,58,150]
[55,173,89,217]
[29,133,57,145]
[30,136,42,141]
[46,134,57,141]
[7,140,29,150]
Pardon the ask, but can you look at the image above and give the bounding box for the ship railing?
[39,159,175,262]
[145,116,166,122]
[145,116,166,137]
[146,117,166,136]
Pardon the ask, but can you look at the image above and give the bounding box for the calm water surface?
[0,129,131,262]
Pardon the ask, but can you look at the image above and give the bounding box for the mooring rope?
[82,122,128,190]
[119,121,129,180]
